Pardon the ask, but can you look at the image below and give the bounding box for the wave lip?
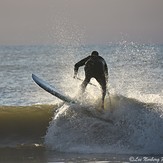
[45,95,163,154]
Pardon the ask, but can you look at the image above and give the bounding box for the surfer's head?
[91,51,99,57]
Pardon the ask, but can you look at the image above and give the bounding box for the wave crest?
[45,95,163,154]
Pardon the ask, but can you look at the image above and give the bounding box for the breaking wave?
[45,95,163,155]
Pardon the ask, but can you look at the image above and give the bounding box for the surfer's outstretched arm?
[74,56,90,78]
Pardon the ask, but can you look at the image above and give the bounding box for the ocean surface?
[0,44,163,162]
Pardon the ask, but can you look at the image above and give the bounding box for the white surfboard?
[32,74,77,104]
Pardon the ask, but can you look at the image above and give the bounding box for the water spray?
[75,77,112,110]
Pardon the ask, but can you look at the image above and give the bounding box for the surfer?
[73,51,108,109]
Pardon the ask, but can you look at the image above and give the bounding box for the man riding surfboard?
[74,51,109,109]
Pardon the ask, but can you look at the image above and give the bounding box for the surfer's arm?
[74,56,90,78]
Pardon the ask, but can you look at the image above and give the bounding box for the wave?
[0,104,55,147]
[1,95,163,155]
[45,95,163,155]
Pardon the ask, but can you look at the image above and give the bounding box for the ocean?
[0,44,163,162]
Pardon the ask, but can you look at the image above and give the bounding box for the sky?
[0,0,163,45]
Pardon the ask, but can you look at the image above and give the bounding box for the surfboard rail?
[32,74,77,104]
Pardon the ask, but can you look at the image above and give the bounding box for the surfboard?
[32,74,113,124]
[32,74,77,104]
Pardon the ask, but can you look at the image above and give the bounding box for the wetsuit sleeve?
[74,56,90,77]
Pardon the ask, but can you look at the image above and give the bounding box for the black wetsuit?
[74,55,108,108]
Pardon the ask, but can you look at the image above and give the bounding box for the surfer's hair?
[91,51,99,57]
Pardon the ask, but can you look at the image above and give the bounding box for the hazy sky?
[0,0,163,45]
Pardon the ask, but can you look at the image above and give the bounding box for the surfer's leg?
[96,77,106,109]
[101,85,106,109]
[81,76,91,93]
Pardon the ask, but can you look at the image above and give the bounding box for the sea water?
[0,44,163,162]
[0,44,163,106]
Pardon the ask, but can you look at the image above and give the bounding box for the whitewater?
[0,43,163,162]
